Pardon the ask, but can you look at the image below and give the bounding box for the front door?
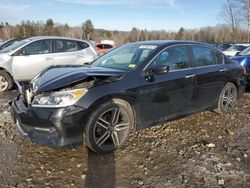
[12,39,53,81]
[138,45,196,128]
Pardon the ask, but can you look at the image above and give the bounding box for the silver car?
[0,36,98,91]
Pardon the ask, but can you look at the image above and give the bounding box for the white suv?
[0,36,98,91]
[223,43,250,57]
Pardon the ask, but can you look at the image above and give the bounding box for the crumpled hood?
[32,65,126,94]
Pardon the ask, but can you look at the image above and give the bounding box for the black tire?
[84,99,134,154]
[216,82,238,114]
[0,70,13,92]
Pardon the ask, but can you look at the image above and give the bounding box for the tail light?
[246,67,250,75]
[241,65,247,75]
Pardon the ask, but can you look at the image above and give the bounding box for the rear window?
[96,44,103,49]
[78,41,89,49]
[103,44,113,49]
[55,39,78,53]
[191,46,217,67]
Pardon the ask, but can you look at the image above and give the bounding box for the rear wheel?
[84,99,134,154]
[216,82,238,114]
[0,70,13,92]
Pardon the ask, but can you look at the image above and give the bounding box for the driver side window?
[22,40,52,55]
[151,46,190,71]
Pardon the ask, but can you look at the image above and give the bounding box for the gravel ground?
[0,91,249,188]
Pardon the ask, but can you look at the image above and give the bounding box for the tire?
[0,70,13,92]
[216,82,238,114]
[84,99,134,154]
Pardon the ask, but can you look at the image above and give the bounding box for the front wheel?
[0,70,13,92]
[84,99,134,154]
[216,82,238,114]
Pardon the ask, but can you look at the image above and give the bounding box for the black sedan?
[11,41,245,154]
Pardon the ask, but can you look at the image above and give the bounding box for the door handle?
[219,68,228,72]
[77,55,84,58]
[185,74,196,79]
[46,57,53,61]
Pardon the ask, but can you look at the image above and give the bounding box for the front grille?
[15,96,27,111]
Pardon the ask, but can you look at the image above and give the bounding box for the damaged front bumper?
[10,95,88,148]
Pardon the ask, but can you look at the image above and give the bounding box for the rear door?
[190,45,227,110]
[12,39,54,81]
[53,39,82,65]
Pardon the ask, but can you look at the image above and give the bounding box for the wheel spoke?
[230,90,237,99]
[97,117,110,130]
[224,100,230,110]
[222,96,229,102]
[111,131,120,147]
[115,122,129,132]
[228,99,234,108]
[0,76,8,91]
[111,108,120,124]
[96,131,110,147]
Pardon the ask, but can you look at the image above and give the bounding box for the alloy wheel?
[221,85,237,112]
[0,75,9,92]
[93,107,130,150]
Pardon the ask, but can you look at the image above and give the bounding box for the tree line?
[0,0,249,45]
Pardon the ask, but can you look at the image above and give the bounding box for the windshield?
[217,44,231,51]
[226,45,248,52]
[92,43,158,71]
[0,39,31,53]
[239,46,250,56]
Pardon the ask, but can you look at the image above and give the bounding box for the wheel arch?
[0,67,13,78]
[225,80,239,98]
[86,94,137,129]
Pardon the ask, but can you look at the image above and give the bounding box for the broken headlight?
[32,89,88,107]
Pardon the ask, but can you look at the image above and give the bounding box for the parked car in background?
[0,36,98,92]
[223,44,250,57]
[231,46,250,87]
[11,40,245,154]
[217,43,232,51]
[0,38,25,51]
[96,43,114,54]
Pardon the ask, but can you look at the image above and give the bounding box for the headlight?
[32,88,88,107]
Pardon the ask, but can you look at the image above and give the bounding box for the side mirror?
[16,49,27,56]
[143,66,169,82]
[235,51,240,56]
[21,50,25,55]
[151,66,169,74]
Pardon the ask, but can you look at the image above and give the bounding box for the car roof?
[129,40,212,48]
[26,36,91,43]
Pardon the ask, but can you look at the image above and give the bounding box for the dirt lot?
[0,90,249,188]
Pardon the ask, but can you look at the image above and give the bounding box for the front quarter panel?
[75,71,141,110]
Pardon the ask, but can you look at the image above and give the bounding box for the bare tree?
[240,0,250,42]
[219,0,243,42]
